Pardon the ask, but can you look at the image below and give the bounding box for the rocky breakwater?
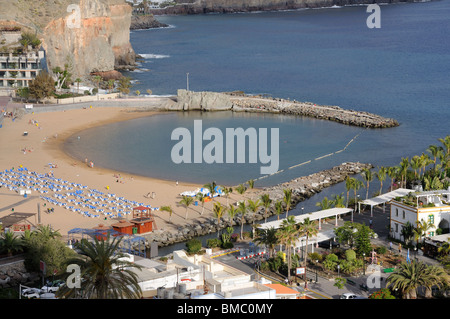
[140,162,371,249]
[164,89,234,111]
[231,96,399,128]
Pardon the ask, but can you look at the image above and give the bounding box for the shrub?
[308,252,323,263]
[221,242,234,249]
[186,239,202,254]
[376,246,387,255]
[345,249,356,262]
[206,238,221,249]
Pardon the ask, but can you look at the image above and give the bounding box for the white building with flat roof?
[389,189,450,241]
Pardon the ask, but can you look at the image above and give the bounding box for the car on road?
[340,293,367,299]
[318,240,340,249]
[21,288,43,299]
[41,279,65,293]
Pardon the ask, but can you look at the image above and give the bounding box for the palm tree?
[213,202,225,238]
[376,166,387,195]
[298,218,319,269]
[400,221,415,246]
[400,157,410,188]
[274,200,283,221]
[237,201,248,240]
[283,188,292,218]
[160,205,174,222]
[34,224,61,239]
[235,183,247,198]
[107,79,115,94]
[247,179,255,189]
[227,204,238,226]
[247,199,262,236]
[221,186,233,206]
[345,176,354,208]
[351,178,364,211]
[386,260,447,299]
[427,144,443,170]
[196,192,207,216]
[57,235,142,299]
[180,195,194,220]
[75,78,82,94]
[0,231,23,256]
[410,156,421,180]
[332,193,345,208]
[277,216,297,283]
[254,227,278,258]
[361,168,373,199]
[422,265,449,298]
[260,194,272,223]
[204,181,217,201]
[316,196,334,210]
[387,166,399,192]
[438,135,450,157]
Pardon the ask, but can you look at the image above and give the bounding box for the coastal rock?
[130,14,169,30]
[175,89,233,111]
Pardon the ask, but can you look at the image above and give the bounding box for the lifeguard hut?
[129,206,157,234]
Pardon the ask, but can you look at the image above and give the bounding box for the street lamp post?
[362,253,366,275]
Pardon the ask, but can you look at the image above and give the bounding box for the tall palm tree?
[221,186,233,206]
[387,166,399,192]
[160,205,174,222]
[274,200,283,221]
[237,201,248,240]
[400,157,410,188]
[410,156,421,180]
[58,235,142,299]
[227,204,238,226]
[180,195,194,220]
[196,192,207,216]
[277,216,297,283]
[427,144,443,170]
[345,176,354,208]
[376,166,387,195]
[438,135,450,157]
[351,178,364,211]
[283,188,292,218]
[213,202,225,238]
[361,168,373,199]
[260,194,272,223]
[298,218,319,269]
[254,227,278,258]
[247,199,262,236]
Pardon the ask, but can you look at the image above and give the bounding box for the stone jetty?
[167,90,399,128]
[140,162,372,249]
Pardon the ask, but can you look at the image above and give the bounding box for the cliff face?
[0,0,136,78]
[42,0,136,78]
[153,0,415,14]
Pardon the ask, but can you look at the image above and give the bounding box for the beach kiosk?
[129,206,156,234]
[111,220,135,235]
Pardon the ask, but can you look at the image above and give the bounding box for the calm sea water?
[66,1,450,188]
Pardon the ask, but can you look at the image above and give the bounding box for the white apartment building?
[390,190,450,241]
[0,51,44,90]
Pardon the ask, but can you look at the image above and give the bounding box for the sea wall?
[170,90,399,128]
[142,161,372,248]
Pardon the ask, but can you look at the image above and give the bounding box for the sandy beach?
[0,103,249,240]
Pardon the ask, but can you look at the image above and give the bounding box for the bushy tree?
[186,239,202,254]
[28,70,55,101]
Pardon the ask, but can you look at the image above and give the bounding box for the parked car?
[21,288,43,299]
[340,293,367,299]
[318,240,340,249]
[41,279,65,293]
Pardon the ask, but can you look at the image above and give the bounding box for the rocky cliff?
[152,0,417,14]
[0,0,136,78]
